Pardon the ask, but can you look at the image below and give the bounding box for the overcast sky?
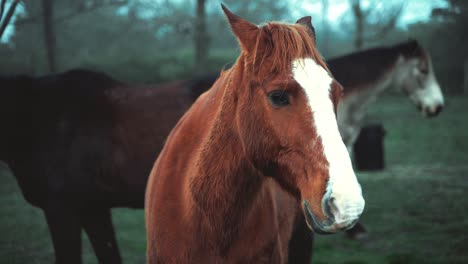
[0,0,450,43]
[300,0,448,29]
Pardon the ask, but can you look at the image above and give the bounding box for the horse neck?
[341,49,405,112]
[372,43,422,93]
[189,65,264,250]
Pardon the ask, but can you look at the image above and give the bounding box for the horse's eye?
[268,90,290,107]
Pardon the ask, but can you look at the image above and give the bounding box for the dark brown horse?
[0,69,207,263]
[145,5,364,263]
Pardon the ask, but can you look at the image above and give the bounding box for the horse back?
[0,70,117,206]
[1,70,196,209]
[328,47,400,97]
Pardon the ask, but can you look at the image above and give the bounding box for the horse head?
[222,5,364,234]
[394,40,444,117]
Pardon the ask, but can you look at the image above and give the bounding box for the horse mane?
[394,40,426,59]
[328,40,426,92]
[250,22,329,74]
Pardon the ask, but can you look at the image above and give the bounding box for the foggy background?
[1,0,467,93]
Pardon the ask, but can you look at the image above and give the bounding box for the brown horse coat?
[145,5,364,263]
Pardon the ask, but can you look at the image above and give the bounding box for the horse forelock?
[218,21,335,173]
[246,22,329,76]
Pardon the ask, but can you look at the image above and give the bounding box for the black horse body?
[1,69,197,263]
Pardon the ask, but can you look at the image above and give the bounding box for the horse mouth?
[417,102,443,118]
[425,106,443,118]
[302,200,335,234]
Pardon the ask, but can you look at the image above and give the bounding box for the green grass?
[1,95,467,263]
[313,95,468,264]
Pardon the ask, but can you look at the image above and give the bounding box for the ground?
[1,95,467,264]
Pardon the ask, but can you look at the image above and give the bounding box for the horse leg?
[44,205,82,264]
[287,217,314,264]
[80,207,122,264]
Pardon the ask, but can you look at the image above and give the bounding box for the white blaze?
[398,57,444,116]
[411,61,445,114]
[292,58,364,225]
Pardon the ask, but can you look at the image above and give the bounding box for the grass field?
[1,95,467,264]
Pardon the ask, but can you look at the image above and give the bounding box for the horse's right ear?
[221,4,259,53]
[296,16,316,42]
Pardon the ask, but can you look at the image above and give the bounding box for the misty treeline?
[0,0,466,93]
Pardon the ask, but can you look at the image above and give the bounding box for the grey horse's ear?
[405,38,420,54]
[296,16,316,42]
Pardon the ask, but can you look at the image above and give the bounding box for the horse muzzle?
[426,104,443,117]
[417,102,443,118]
[302,195,363,234]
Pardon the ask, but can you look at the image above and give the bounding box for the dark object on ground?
[354,124,386,171]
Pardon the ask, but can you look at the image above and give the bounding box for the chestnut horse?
[145,5,365,263]
[0,69,206,264]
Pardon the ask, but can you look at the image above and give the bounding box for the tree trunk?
[464,58,468,94]
[351,0,364,50]
[42,0,56,72]
[321,0,329,56]
[0,0,20,40]
[194,0,208,76]
[0,0,7,21]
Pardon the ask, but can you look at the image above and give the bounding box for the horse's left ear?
[296,16,316,42]
[221,4,259,53]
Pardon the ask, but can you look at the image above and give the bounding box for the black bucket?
[353,124,385,171]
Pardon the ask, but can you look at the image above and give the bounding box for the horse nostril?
[427,104,443,117]
[325,197,336,219]
[435,105,443,115]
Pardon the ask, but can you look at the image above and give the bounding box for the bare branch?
[365,2,405,40]
[349,0,405,48]
[0,0,20,40]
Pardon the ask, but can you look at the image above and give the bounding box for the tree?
[321,0,330,55]
[15,0,128,27]
[194,0,208,75]
[348,0,404,50]
[432,0,468,93]
[0,0,20,40]
[350,0,364,49]
[42,0,56,72]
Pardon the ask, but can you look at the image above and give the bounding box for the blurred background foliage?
[0,0,467,93]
